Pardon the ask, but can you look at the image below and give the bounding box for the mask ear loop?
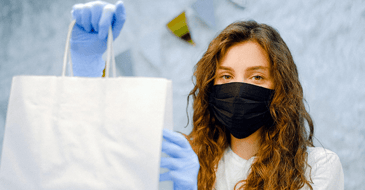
[62,20,116,78]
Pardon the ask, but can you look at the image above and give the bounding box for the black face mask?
[208,82,274,139]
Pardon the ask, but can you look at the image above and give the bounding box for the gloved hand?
[70,1,126,77]
[160,129,199,190]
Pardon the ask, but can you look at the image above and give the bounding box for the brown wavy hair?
[187,20,314,189]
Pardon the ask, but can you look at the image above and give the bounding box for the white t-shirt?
[214,146,344,190]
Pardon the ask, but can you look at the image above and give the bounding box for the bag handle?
[62,20,116,78]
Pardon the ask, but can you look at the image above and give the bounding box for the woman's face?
[214,40,275,90]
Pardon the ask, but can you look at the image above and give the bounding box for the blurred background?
[0,0,364,189]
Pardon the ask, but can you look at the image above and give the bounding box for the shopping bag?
[0,21,173,190]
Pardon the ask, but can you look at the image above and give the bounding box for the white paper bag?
[0,21,173,190]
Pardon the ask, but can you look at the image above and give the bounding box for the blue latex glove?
[70,1,126,77]
[160,129,199,190]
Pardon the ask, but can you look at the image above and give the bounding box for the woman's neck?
[230,127,263,160]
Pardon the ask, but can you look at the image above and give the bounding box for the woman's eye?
[252,75,264,80]
[221,75,232,80]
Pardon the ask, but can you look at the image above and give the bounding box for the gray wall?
[0,0,364,188]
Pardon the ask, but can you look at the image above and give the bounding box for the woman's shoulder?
[307,146,339,159]
[306,146,342,174]
[305,146,344,190]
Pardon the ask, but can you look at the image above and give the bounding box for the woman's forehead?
[218,41,271,71]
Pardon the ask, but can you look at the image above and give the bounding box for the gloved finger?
[163,129,191,149]
[160,157,180,170]
[88,1,107,32]
[98,4,115,39]
[169,170,185,182]
[169,170,197,187]
[159,172,172,182]
[112,1,126,40]
[162,139,186,158]
[81,4,92,32]
[72,4,83,27]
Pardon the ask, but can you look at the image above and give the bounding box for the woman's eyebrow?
[246,66,269,71]
[217,66,234,71]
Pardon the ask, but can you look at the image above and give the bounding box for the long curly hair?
[187,20,315,189]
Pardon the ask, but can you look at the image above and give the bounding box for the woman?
[185,21,344,189]
[71,1,344,189]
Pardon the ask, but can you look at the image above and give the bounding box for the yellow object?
[167,12,195,45]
